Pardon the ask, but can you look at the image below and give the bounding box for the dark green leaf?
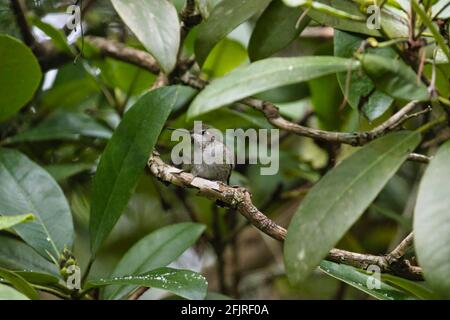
[381,273,438,300]
[89,86,178,254]
[360,54,429,101]
[284,132,421,283]
[194,0,272,66]
[362,91,394,121]
[334,30,394,120]
[6,112,112,143]
[414,140,450,298]
[111,0,180,73]
[0,149,74,260]
[249,0,310,61]
[89,267,208,300]
[188,56,359,119]
[104,223,206,299]
[0,35,42,122]
[0,235,59,277]
[320,260,415,300]
[0,267,39,300]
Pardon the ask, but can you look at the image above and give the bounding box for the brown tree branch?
[86,36,160,74]
[147,152,423,280]
[242,98,423,146]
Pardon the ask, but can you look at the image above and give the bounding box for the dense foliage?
[0,0,449,300]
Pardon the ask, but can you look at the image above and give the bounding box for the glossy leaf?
[0,148,74,260]
[249,0,310,61]
[0,284,29,300]
[320,261,415,300]
[414,140,450,298]
[194,0,272,66]
[89,87,178,254]
[360,54,429,101]
[0,268,39,300]
[111,0,180,73]
[0,235,59,277]
[188,56,359,119]
[363,91,395,121]
[0,35,42,122]
[104,223,205,299]
[89,267,208,300]
[6,112,112,143]
[0,214,34,231]
[284,132,421,283]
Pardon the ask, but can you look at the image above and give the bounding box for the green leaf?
[414,140,450,299]
[94,58,156,96]
[283,0,409,38]
[194,0,272,66]
[6,112,112,144]
[360,54,430,101]
[363,91,395,121]
[284,131,421,283]
[0,214,34,230]
[29,16,73,55]
[188,56,359,119]
[381,273,438,300]
[0,149,74,260]
[0,35,42,122]
[308,74,343,130]
[320,260,415,300]
[111,0,180,73]
[248,0,310,61]
[202,38,248,78]
[334,30,393,120]
[0,283,29,300]
[0,267,39,300]
[14,271,60,287]
[0,235,59,277]
[89,86,178,254]
[89,267,208,300]
[104,223,206,299]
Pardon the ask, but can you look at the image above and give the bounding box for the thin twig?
[386,232,414,264]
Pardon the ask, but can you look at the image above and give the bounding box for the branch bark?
[86,36,160,74]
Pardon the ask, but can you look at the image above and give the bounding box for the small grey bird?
[189,124,234,184]
[191,125,234,184]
